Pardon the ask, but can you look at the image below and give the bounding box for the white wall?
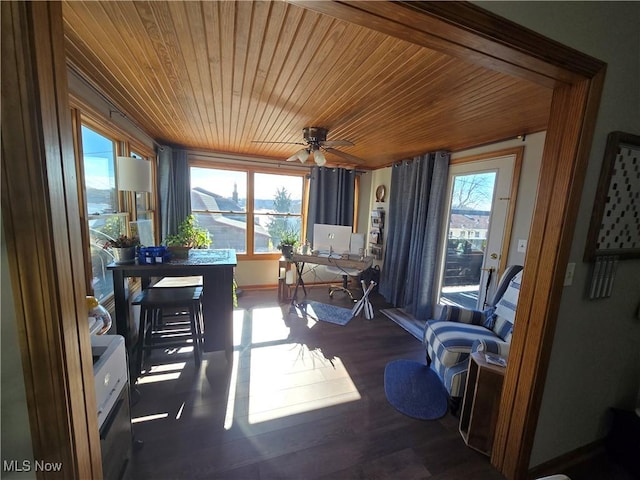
[477,1,640,467]
[1,218,34,477]
[358,167,392,266]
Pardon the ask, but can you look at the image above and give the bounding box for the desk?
[289,252,373,304]
[108,249,237,358]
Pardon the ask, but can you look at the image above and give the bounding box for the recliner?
[423,265,523,400]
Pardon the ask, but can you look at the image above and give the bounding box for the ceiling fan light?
[297,148,310,163]
[286,152,299,162]
[314,149,326,166]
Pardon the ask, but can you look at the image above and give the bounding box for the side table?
[459,351,506,456]
[278,257,294,303]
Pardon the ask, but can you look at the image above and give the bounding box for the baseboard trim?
[527,439,605,479]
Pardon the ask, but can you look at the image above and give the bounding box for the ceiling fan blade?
[320,139,354,147]
[251,140,306,145]
[323,147,365,165]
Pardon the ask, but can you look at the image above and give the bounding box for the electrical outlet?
[564,262,575,286]
[517,239,527,253]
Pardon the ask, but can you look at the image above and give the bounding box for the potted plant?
[163,215,211,258]
[277,230,299,260]
[104,234,140,264]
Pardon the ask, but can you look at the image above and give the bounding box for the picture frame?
[584,131,640,261]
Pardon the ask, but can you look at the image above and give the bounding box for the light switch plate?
[564,262,575,286]
[517,239,527,253]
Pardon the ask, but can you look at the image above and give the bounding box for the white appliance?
[91,334,132,480]
[91,335,127,428]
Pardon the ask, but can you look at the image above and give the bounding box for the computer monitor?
[350,233,365,255]
[312,224,352,254]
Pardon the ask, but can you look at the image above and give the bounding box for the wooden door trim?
[1,2,101,478]
[2,1,606,479]
[290,2,606,478]
[450,146,524,276]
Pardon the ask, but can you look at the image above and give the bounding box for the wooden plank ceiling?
[62,1,552,169]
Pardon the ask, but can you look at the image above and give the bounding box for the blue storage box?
[138,246,170,264]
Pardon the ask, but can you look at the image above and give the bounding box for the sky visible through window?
[191,167,302,202]
[82,126,115,190]
[451,171,496,211]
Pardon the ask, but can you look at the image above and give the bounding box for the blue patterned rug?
[384,359,448,420]
[294,301,353,326]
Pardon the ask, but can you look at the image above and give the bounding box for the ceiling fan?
[252,127,363,166]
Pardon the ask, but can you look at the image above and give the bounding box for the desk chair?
[326,233,365,301]
[134,286,204,379]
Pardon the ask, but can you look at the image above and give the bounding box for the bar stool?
[135,286,204,378]
[151,275,203,288]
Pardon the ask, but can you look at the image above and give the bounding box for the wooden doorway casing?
[291,2,606,478]
[1,2,605,479]
[1,1,102,478]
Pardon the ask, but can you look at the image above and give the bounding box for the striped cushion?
[439,359,469,398]
[471,338,511,358]
[492,270,523,341]
[482,305,496,329]
[425,320,501,368]
[438,305,485,325]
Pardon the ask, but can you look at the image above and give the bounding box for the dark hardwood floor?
[127,286,631,480]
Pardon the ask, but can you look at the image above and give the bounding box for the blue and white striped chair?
[423,265,523,404]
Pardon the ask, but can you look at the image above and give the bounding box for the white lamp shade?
[313,149,326,166]
[297,149,310,163]
[117,156,152,192]
[286,148,310,163]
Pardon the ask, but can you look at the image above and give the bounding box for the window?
[254,173,303,253]
[74,111,156,303]
[190,166,305,256]
[130,151,156,246]
[191,167,248,253]
[82,125,125,301]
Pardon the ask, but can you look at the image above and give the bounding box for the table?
[108,249,237,359]
[459,352,506,456]
[289,252,373,304]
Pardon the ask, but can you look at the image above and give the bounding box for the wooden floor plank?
[129,287,502,479]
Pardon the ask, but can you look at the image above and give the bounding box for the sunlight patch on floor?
[137,361,186,384]
[224,350,241,430]
[250,306,291,343]
[148,362,186,373]
[136,371,182,384]
[248,343,361,424]
[233,309,245,347]
[131,412,169,424]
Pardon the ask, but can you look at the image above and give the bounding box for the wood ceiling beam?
[287,1,602,88]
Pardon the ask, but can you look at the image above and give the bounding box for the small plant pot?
[112,246,136,264]
[281,245,294,260]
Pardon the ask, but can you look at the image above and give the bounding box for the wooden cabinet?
[459,352,506,456]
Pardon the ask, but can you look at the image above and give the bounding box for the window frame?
[70,102,156,305]
[190,160,308,260]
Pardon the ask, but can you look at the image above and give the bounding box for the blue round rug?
[384,359,448,420]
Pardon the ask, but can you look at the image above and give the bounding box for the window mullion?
[247,171,255,254]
